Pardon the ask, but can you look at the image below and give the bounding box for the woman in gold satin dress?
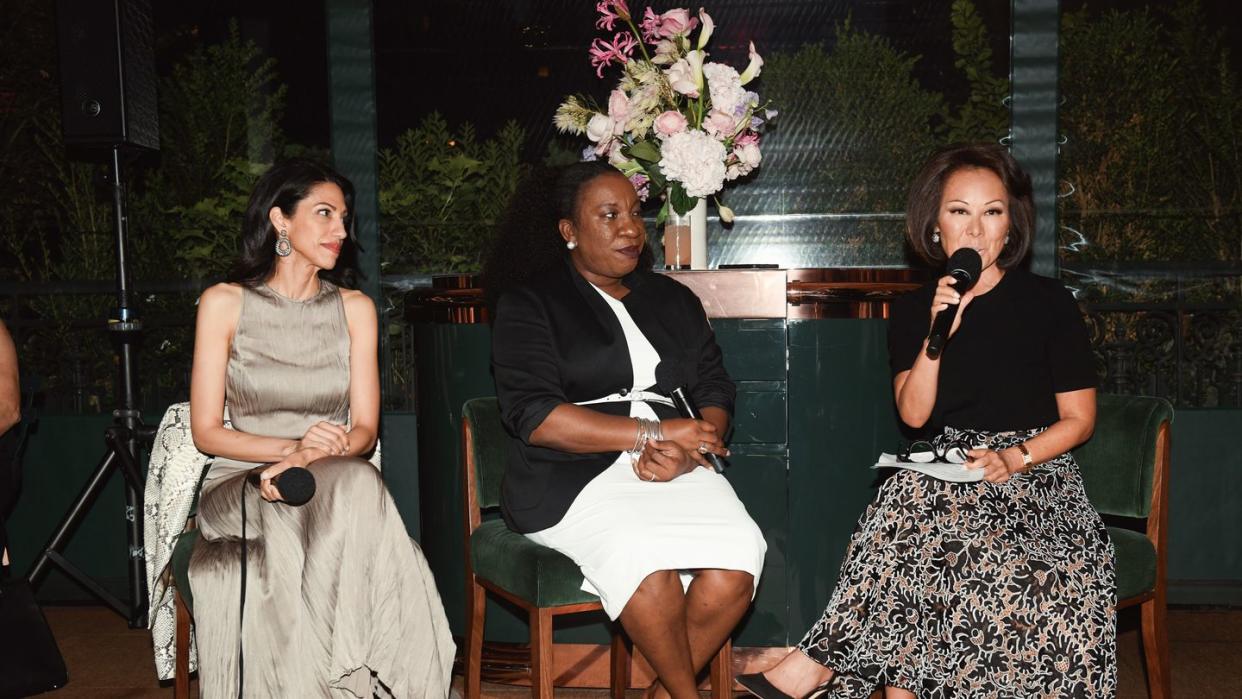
[187,159,454,698]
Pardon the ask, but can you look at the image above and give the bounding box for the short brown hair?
[905,142,1035,269]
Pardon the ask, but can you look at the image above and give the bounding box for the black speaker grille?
[55,0,159,151]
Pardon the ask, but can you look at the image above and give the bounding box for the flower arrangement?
[554,1,774,223]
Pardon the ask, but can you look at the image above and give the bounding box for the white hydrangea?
[703,62,746,116]
[659,129,727,198]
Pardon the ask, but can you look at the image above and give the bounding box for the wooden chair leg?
[174,586,191,699]
[1140,593,1171,699]
[529,607,554,699]
[709,637,733,699]
[464,576,487,699]
[609,625,632,699]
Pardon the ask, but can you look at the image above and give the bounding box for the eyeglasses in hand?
[897,439,975,464]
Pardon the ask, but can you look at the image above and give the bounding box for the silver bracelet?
[630,417,646,454]
[629,417,660,462]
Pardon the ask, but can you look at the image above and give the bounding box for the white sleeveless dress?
[525,284,767,619]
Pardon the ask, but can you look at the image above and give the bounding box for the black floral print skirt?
[798,427,1117,698]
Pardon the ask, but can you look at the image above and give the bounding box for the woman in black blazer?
[488,161,766,699]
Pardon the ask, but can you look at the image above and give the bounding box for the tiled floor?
[25,605,1242,697]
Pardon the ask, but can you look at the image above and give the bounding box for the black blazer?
[491,259,736,533]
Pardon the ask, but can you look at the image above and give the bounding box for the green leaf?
[625,139,662,164]
[655,198,670,226]
[668,183,696,215]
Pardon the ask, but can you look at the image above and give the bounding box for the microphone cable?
[237,479,248,699]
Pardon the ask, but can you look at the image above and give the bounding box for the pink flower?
[640,7,699,42]
[665,50,703,97]
[594,0,630,31]
[734,130,760,147]
[657,8,698,38]
[703,109,737,138]
[589,32,639,78]
[653,110,688,138]
[608,89,631,126]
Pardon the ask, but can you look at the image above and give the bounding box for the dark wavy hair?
[905,142,1035,269]
[484,160,654,307]
[227,158,359,287]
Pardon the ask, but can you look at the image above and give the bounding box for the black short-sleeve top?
[886,269,1098,432]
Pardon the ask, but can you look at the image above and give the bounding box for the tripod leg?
[125,478,147,628]
[27,448,119,585]
[105,425,150,627]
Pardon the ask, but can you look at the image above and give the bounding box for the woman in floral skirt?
[739,143,1116,698]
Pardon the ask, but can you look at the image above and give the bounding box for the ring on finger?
[698,442,708,454]
[648,473,656,482]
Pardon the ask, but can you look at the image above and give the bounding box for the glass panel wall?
[374,0,1013,271]
[1057,0,1242,407]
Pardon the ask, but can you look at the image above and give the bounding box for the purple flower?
[582,146,600,162]
[629,172,651,201]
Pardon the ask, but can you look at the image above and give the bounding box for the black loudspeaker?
[55,0,159,151]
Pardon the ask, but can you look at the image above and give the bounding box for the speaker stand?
[27,145,152,628]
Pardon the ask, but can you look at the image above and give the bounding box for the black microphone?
[924,247,983,360]
[654,361,727,473]
[246,466,316,506]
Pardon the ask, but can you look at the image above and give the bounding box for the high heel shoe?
[736,672,797,699]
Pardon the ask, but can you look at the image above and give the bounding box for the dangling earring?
[275,229,292,257]
[566,239,577,250]
[1004,234,1010,245]
[931,231,941,244]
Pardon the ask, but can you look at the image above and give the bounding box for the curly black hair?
[484,160,654,308]
[227,157,359,288]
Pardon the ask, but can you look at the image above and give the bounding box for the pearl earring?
[931,231,940,244]
[566,240,577,250]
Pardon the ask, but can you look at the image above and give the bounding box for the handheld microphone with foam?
[924,247,983,360]
[246,466,317,506]
[654,360,727,473]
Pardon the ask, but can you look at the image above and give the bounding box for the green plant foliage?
[761,17,949,264]
[0,12,289,411]
[946,0,1009,143]
[1059,1,1242,268]
[129,22,288,282]
[378,113,527,273]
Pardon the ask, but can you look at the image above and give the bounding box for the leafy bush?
[378,113,527,274]
[1060,2,1242,269]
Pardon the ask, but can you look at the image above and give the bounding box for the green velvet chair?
[1072,393,1173,699]
[461,397,732,699]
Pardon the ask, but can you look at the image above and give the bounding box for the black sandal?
[736,672,797,699]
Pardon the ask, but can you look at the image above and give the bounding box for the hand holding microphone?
[247,463,316,505]
[924,248,983,360]
[655,360,728,473]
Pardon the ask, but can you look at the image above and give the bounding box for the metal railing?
[4,265,1239,413]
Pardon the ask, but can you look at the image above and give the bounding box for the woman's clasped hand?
[963,446,1028,483]
[631,417,728,482]
[293,420,351,456]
